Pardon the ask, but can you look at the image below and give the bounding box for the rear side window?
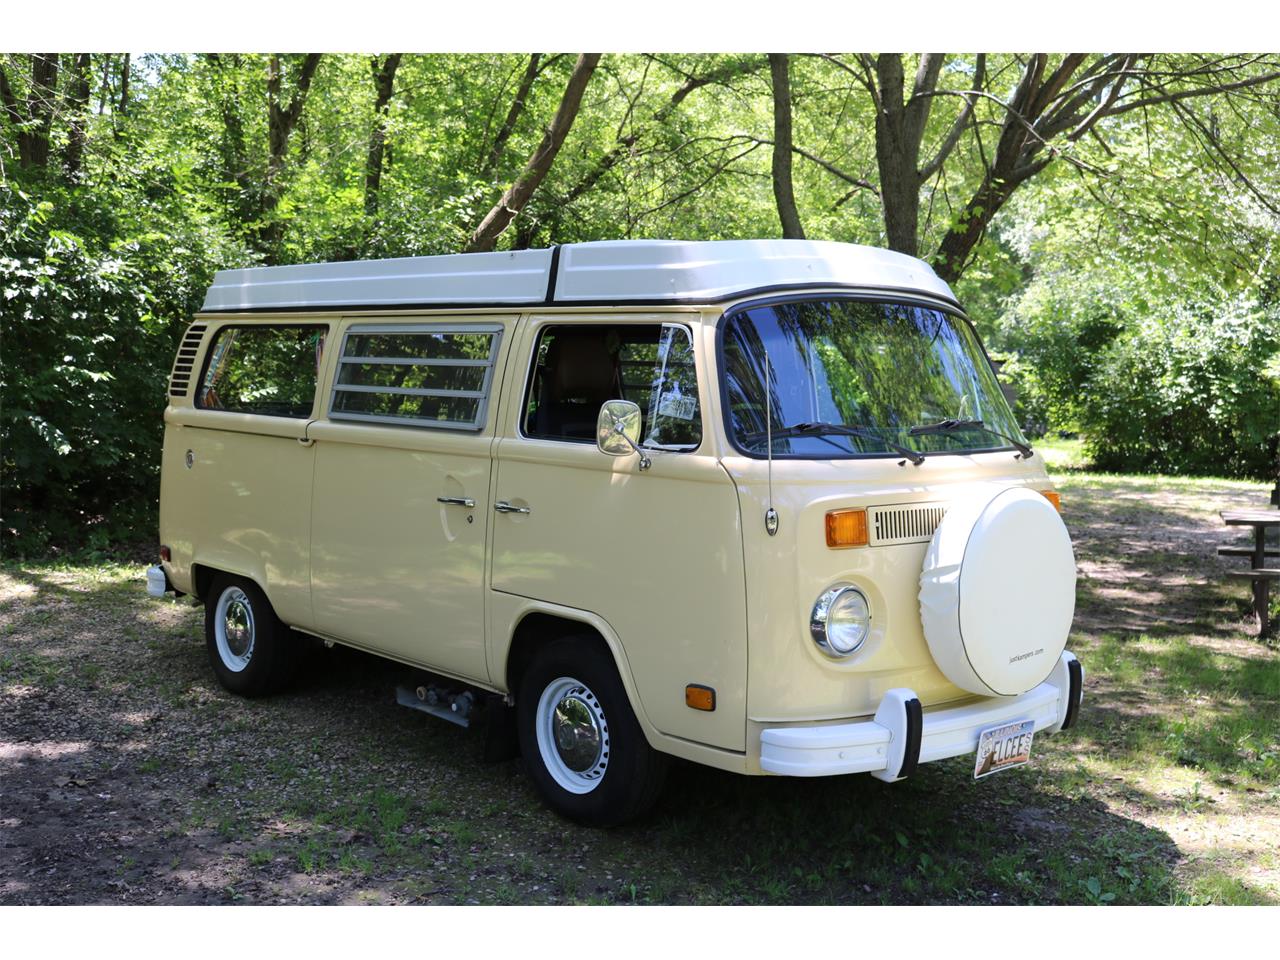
[329,323,503,430]
[523,323,701,450]
[197,324,327,418]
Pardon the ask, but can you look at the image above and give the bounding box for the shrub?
[1,181,238,556]
[1079,298,1280,480]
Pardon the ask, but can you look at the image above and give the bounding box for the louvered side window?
[168,323,208,397]
[329,323,503,431]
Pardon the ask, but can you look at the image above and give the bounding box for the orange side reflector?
[825,509,869,548]
[685,684,716,712]
[1041,491,1062,512]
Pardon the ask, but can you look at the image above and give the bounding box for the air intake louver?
[868,502,948,546]
[168,323,208,397]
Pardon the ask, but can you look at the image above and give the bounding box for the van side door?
[489,315,748,753]
[307,317,517,682]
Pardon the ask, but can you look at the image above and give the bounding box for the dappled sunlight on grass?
[3,470,1278,903]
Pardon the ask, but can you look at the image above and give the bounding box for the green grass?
[3,470,1277,904]
[1037,435,1091,472]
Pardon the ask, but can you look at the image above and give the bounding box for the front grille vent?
[168,323,208,397]
[868,502,948,546]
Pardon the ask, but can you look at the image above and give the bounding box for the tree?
[465,53,601,253]
[769,53,805,239]
[479,53,560,182]
[63,53,91,178]
[364,53,402,217]
[794,53,1280,281]
[0,54,60,172]
[261,53,322,254]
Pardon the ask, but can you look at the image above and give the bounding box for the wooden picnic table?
[1220,509,1280,637]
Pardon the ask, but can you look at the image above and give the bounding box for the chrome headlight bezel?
[810,584,871,658]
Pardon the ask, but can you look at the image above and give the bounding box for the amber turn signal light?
[685,684,716,712]
[1040,491,1061,512]
[825,509,869,548]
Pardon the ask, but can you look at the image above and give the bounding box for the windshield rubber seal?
[714,292,1020,462]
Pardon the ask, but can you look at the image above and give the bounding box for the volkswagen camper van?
[147,239,1083,825]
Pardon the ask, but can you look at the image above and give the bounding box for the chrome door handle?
[494,500,530,515]
[437,496,476,508]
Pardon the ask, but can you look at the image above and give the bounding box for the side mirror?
[596,399,651,471]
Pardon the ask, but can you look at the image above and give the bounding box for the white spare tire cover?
[919,487,1076,696]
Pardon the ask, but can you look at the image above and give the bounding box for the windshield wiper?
[744,421,926,466]
[908,418,1034,459]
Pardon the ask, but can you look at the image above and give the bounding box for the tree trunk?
[364,53,402,217]
[465,53,601,254]
[0,63,26,168]
[769,54,805,239]
[932,174,1022,284]
[206,54,256,232]
[118,53,130,115]
[481,53,543,181]
[23,54,59,169]
[873,55,922,256]
[64,53,92,179]
[97,55,111,114]
[260,53,322,256]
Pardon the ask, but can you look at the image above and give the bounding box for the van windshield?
[721,298,1026,459]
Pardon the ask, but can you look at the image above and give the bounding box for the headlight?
[810,584,871,658]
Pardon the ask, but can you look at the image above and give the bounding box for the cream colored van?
[148,240,1083,825]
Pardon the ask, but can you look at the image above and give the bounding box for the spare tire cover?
[919,486,1076,696]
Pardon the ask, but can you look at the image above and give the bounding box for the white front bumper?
[760,651,1082,778]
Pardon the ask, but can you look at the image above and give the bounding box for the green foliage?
[1,174,244,556]
[1080,299,1280,479]
[2,52,1279,553]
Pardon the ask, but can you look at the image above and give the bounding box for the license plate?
[973,719,1035,779]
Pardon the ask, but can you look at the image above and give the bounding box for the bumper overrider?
[760,651,1083,780]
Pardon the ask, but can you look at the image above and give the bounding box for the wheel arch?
[497,601,657,745]
[190,557,267,605]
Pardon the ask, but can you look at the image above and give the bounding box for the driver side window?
[522,323,701,450]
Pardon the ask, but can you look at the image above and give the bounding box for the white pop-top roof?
[199,239,958,313]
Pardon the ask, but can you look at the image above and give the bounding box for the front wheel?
[516,637,667,826]
[204,574,294,697]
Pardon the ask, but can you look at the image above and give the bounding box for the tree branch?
[746,136,879,195]
[481,53,542,181]
[1105,69,1280,118]
[919,53,984,181]
[557,55,766,209]
[466,53,601,253]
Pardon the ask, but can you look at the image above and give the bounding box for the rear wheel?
[204,575,294,697]
[516,636,667,826]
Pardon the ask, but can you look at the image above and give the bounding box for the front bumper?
[760,651,1082,780]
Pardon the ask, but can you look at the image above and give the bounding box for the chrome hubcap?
[214,587,255,672]
[536,677,609,794]
[553,694,603,772]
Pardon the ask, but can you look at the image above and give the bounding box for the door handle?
[494,500,530,515]
[437,496,476,508]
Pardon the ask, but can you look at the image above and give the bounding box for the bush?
[992,277,1127,438]
[1,180,239,557]
[1079,299,1280,480]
